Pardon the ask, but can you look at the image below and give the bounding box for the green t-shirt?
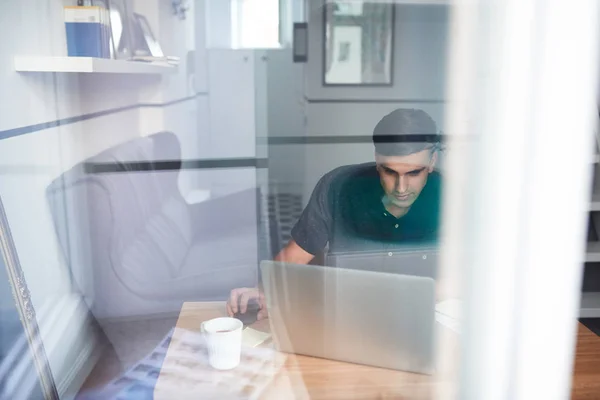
[291,162,442,254]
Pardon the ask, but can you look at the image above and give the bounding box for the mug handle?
[201,321,206,333]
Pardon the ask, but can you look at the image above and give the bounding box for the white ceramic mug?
[201,317,243,370]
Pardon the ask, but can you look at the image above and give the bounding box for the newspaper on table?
[78,327,286,400]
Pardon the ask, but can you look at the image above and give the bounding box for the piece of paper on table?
[435,299,462,334]
[435,312,461,333]
[242,327,271,348]
[435,299,462,320]
[77,329,173,400]
[77,327,285,400]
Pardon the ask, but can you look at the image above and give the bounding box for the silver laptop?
[260,260,436,374]
[325,245,438,279]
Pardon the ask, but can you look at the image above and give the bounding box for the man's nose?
[397,176,408,193]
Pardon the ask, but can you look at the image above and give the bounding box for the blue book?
[64,6,107,58]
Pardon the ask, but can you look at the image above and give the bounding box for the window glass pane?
[2,1,598,399]
[235,0,280,48]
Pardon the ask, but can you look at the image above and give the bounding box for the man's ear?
[429,151,438,172]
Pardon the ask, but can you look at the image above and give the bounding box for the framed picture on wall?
[323,0,395,86]
[0,194,58,400]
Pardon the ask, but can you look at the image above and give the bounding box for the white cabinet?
[206,49,269,192]
[208,49,261,159]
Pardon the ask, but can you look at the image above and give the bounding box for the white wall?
[0,0,206,396]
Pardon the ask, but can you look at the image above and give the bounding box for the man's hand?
[226,240,314,322]
[226,287,268,320]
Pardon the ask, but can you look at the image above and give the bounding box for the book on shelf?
[64,6,110,58]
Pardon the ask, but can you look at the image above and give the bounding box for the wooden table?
[572,323,600,399]
[155,302,600,400]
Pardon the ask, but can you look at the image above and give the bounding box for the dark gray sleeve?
[290,173,334,255]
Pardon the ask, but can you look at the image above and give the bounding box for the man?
[227,108,442,319]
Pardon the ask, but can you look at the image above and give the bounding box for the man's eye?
[384,169,396,175]
[407,170,422,176]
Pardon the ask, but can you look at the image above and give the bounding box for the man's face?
[375,149,437,209]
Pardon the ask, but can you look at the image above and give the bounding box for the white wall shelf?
[580,292,600,318]
[14,56,177,74]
